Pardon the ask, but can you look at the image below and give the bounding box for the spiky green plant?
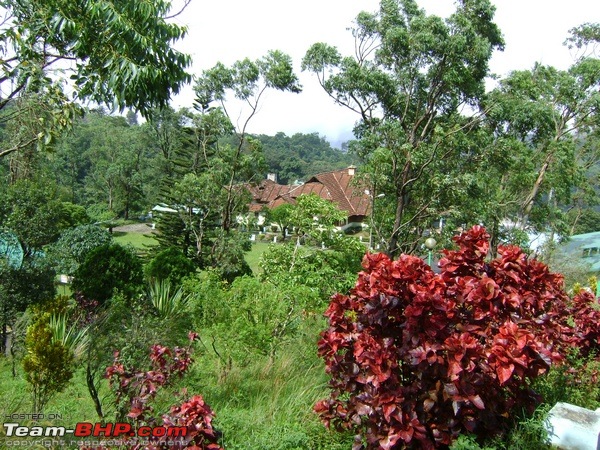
[148,279,190,319]
[48,314,90,360]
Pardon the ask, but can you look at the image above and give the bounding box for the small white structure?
[59,274,73,284]
[545,402,600,450]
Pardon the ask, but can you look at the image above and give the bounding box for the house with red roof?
[246,166,371,227]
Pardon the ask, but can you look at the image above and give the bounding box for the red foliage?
[105,343,194,424]
[161,395,222,449]
[83,333,223,450]
[74,292,100,326]
[315,225,600,449]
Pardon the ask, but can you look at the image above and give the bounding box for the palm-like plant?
[148,279,190,319]
[48,314,90,360]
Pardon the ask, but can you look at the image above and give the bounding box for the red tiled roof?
[246,167,370,218]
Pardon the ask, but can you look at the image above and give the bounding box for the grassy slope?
[0,319,352,449]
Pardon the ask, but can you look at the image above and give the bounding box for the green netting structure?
[0,230,23,269]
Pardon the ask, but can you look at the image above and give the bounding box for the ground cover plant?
[315,226,600,449]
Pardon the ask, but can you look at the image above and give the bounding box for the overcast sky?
[170,0,599,147]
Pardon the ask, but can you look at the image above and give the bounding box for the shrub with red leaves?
[315,225,600,449]
[81,332,223,450]
[106,343,195,424]
[161,395,222,449]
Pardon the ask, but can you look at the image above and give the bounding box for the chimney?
[266,173,278,183]
[348,165,356,176]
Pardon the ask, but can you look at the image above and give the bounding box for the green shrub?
[147,278,190,319]
[145,246,197,285]
[259,234,365,305]
[23,311,74,414]
[186,274,312,365]
[532,349,600,411]
[48,224,113,275]
[72,243,143,304]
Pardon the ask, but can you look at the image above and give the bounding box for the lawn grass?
[112,231,158,260]
[111,229,271,273]
[112,231,158,249]
[244,241,273,275]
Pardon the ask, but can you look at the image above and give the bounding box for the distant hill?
[254,132,357,185]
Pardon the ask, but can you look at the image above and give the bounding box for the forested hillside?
[255,132,356,185]
[1,108,356,222]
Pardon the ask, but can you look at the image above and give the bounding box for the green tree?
[72,243,143,304]
[194,50,301,232]
[0,0,191,159]
[22,297,89,415]
[0,257,55,355]
[302,0,504,256]
[256,132,356,184]
[154,51,301,281]
[83,114,149,219]
[143,106,188,205]
[144,247,196,286]
[290,193,347,245]
[266,203,295,240]
[0,178,74,255]
[44,109,98,203]
[48,224,113,275]
[259,194,363,302]
[151,107,233,260]
[484,59,600,237]
[23,312,74,414]
[259,236,365,304]
[568,209,600,235]
[45,108,158,219]
[0,94,70,182]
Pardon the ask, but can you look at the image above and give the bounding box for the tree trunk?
[489,216,500,258]
[386,160,412,258]
[520,152,552,229]
[1,321,6,356]
[86,363,104,419]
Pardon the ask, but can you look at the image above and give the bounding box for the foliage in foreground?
[316,226,600,449]
[85,334,223,450]
[22,297,80,415]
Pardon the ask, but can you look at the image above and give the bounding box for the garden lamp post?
[424,237,437,267]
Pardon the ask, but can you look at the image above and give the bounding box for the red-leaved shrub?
[315,225,600,449]
[81,332,223,450]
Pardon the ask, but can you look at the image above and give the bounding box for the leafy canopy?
[0,0,191,158]
[302,0,504,256]
[72,243,143,304]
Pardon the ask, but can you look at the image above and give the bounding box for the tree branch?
[0,136,40,159]
[164,0,192,20]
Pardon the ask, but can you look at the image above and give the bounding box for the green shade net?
[0,230,23,269]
